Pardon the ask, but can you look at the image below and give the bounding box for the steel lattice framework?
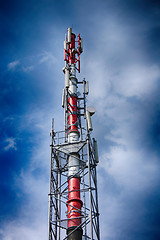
[48,28,100,240]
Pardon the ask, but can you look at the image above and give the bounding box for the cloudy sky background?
[1,0,160,239]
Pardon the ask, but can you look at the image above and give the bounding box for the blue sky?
[1,0,160,239]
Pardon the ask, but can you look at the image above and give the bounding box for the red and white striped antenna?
[48,28,100,240]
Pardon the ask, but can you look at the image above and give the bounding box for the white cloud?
[4,137,17,151]
[83,16,160,103]
[0,220,47,240]
[39,51,57,65]
[113,64,160,98]
[8,60,20,71]
[7,59,34,73]
[84,60,111,99]
[100,147,160,192]
[22,65,34,72]
[80,15,160,239]
[0,109,52,240]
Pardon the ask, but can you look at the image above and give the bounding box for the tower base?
[67,227,83,240]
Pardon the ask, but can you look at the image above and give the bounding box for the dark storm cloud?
[131,90,160,155]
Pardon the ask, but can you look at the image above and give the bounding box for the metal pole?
[87,137,93,240]
[58,155,61,240]
[48,118,54,240]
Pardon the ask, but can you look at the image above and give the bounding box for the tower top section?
[64,28,83,73]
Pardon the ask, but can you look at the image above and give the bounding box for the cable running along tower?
[48,28,100,240]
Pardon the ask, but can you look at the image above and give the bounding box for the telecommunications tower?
[48,28,100,240]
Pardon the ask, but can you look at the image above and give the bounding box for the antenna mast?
[48,28,100,240]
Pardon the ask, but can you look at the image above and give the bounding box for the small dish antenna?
[87,106,96,116]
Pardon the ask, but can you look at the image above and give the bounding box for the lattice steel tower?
[48,28,100,240]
